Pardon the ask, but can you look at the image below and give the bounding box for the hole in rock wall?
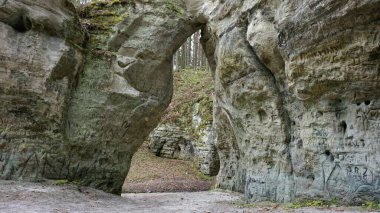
[124,31,220,193]
[258,109,268,123]
[339,121,347,134]
[12,16,32,33]
[297,139,303,149]
[324,150,334,161]
[316,111,323,117]
[356,100,371,106]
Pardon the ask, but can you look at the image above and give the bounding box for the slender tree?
[173,31,209,71]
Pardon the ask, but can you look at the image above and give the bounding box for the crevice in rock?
[241,24,291,146]
[258,109,268,123]
[339,121,347,134]
[12,15,32,33]
[238,11,295,201]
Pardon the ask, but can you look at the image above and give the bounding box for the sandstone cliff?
[0,0,379,204]
[196,0,380,203]
[0,0,85,188]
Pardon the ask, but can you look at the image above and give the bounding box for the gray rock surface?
[0,0,379,203]
[149,124,219,176]
[149,125,194,160]
[0,0,84,185]
[0,0,201,194]
[193,0,380,204]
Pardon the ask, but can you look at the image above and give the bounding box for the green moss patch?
[78,0,133,51]
[164,0,185,16]
[160,68,213,140]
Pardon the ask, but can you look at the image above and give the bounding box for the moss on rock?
[160,68,213,140]
[78,0,134,51]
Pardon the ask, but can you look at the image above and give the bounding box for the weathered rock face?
[1,0,379,203]
[149,106,219,176]
[149,124,219,176]
[149,125,194,160]
[0,0,84,182]
[0,0,201,194]
[148,67,219,176]
[194,0,380,203]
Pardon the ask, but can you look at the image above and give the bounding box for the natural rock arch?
[0,0,204,194]
[0,0,379,204]
[65,0,205,193]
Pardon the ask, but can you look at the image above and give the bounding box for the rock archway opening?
[122,30,220,193]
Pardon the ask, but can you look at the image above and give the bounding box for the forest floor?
[123,142,213,193]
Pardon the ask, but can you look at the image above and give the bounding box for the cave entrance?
[123,30,220,193]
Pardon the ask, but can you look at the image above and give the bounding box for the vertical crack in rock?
[241,14,294,202]
[1,0,379,203]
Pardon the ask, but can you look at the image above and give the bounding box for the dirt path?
[0,180,370,213]
[123,143,212,193]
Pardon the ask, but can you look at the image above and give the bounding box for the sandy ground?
[123,143,212,193]
[0,180,373,213]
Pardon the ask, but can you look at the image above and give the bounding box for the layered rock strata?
[194,0,380,203]
[0,0,201,194]
[0,0,84,185]
[0,0,379,203]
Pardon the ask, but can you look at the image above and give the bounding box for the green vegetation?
[362,201,380,211]
[284,199,380,211]
[74,0,132,98]
[53,179,81,186]
[164,0,185,16]
[160,68,213,141]
[285,200,328,209]
[233,201,257,209]
[197,170,213,181]
[78,0,133,51]
[53,179,69,185]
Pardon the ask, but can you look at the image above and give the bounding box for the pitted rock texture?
[0,0,84,183]
[193,0,380,203]
[0,0,379,202]
[0,0,201,194]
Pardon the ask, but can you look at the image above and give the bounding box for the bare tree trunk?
[175,49,180,71]
[193,31,199,70]
[187,36,192,69]
[181,44,186,69]
[172,31,211,71]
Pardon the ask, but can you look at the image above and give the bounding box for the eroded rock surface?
[193,0,380,203]
[149,125,194,160]
[149,124,219,176]
[0,0,379,203]
[0,0,201,194]
[0,0,84,183]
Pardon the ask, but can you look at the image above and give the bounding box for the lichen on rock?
[0,0,379,204]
